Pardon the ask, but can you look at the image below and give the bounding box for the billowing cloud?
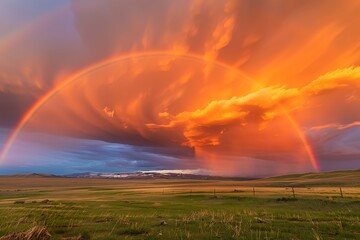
[303,66,360,95]
[147,86,301,147]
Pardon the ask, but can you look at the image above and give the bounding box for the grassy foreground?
[0,171,359,239]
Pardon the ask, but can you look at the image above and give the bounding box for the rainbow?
[0,51,249,161]
[284,111,320,171]
[0,51,320,171]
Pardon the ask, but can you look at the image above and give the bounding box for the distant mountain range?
[2,170,359,187]
[62,169,360,186]
[63,172,253,180]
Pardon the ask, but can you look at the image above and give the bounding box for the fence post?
[253,187,255,197]
[213,188,216,197]
[340,187,343,198]
[291,187,296,198]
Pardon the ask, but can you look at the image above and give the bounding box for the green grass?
[0,196,359,239]
[0,174,359,239]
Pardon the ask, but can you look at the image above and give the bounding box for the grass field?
[0,170,359,239]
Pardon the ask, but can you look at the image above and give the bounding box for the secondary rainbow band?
[0,5,68,55]
[0,51,319,171]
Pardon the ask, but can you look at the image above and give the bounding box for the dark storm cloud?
[1,130,197,174]
[308,123,360,156]
[306,122,360,171]
[0,93,35,127]
[63,142,192,166]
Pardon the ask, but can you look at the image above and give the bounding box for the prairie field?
[0,170,359,239]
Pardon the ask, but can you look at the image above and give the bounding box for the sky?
[0,0,359,176]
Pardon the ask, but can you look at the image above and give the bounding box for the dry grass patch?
[0,226,50,240]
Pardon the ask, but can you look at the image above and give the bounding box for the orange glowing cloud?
[7,54,359,175]
[303,66,360,95]
[147,86,302,148]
